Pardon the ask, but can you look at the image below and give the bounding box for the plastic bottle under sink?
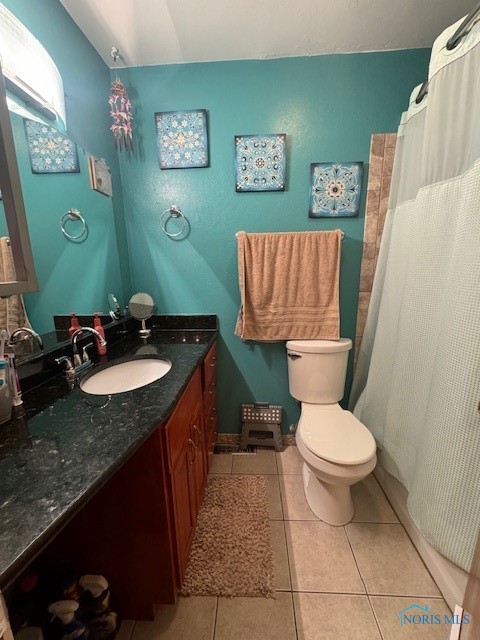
[79,575,117,639]
[47,601,89,640]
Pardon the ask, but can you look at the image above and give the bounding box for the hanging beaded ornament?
[108,78,133,151]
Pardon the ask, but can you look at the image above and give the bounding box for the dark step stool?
[240,403,283,452]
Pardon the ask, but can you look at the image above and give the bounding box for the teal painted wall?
[1,0,132,333]
[117,50,430,433]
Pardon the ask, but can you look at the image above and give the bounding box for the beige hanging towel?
[235,230,342,341]
[0,237,31,335]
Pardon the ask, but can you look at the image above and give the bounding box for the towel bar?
[235,230,345,241]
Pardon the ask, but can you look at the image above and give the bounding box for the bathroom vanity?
[0,317,218,621]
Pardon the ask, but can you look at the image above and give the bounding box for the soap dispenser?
[47,601,89,640]
[68,314,81,337]
[92,315,107,356]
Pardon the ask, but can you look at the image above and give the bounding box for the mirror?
[108,293,124,321]
[0,85,124,349]
[129,292,155,337]
[0,65,38,296]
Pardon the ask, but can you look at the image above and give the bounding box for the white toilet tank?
[286,339,352,404]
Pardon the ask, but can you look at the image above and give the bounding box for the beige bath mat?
[180,475,275,597]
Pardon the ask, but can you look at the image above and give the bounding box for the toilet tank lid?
[286,338,352,354]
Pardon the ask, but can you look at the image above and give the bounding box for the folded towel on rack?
[235,230,342,341]
[0,237,32,342]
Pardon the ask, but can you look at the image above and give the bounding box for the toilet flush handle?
[288,353,302,360]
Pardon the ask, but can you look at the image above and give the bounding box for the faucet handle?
[55,355,74,372]
[82,343,95,363]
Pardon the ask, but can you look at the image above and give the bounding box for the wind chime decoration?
[108,47,133,151]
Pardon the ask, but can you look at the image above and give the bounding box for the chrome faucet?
[56,327,107,381]
[8,327,44,350]
[71,327,106,366]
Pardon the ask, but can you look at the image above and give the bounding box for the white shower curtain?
[350,17,480,572]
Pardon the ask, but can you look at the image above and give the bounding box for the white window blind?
[0,4,65,125]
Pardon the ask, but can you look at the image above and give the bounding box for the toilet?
[286,338,377,526]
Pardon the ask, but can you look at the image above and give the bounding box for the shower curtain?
[350,17,480,572]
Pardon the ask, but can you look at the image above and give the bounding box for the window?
[0,3,66,126]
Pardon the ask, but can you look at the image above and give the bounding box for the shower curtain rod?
[415,1,480,105]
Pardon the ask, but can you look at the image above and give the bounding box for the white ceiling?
[60,0,474,68]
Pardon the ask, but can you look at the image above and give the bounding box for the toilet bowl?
[296,403,376,525]
[286,338,377,526]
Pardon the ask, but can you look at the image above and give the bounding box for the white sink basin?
[80,357,172,395]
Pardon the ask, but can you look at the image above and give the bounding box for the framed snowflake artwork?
[155,109,209,169]
[309,162,363,217]
[23,119,79,174]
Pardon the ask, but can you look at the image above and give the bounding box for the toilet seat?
[298,403,376,466]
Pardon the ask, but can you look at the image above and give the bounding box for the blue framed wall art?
[23,119,79,174]
[235,134,286,192]
[309,162,363,217]
[155,109,209,169]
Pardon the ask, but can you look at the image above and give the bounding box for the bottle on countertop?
[68,314,81,338]
[47,601,89,640]
[92,315,107,356]
[0,359,12,425]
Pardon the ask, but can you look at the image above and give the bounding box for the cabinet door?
[202,342,217,391]
[171,437,196,578]
[191,405,207,509]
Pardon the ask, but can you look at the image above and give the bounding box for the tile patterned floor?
[124,447,451,640]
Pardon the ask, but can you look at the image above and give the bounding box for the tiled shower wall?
[355,133,397,365]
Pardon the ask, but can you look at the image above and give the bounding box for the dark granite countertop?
[0,323,217,589]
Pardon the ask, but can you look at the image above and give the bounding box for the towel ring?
[161,205,188,238]
[61,209,87,240]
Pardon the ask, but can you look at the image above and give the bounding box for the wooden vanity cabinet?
[164,368,204,581]
[30,341,217,621]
